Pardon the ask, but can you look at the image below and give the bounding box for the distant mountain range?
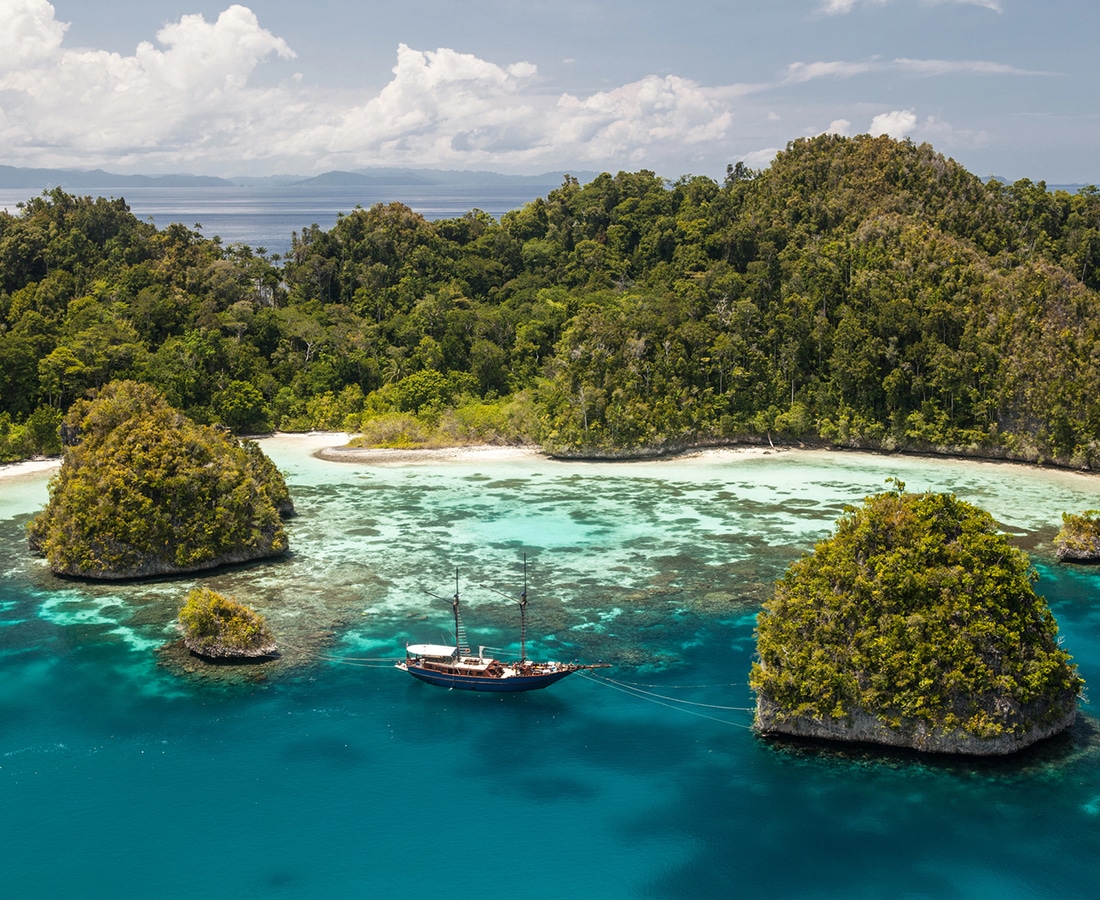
[0,165,598,191]
[3,164,1093,196]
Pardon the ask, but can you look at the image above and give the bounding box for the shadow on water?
[632,712,1100,900]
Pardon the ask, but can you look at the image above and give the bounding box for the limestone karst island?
[27,381,294,580]
[751,482,1081,755]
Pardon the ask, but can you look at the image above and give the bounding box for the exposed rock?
[755,695,1078,756]
[182,635,279,660]
[1054,510,1100,562]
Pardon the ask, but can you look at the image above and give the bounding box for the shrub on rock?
[1054,510,1100,562]
[179,586,276,659]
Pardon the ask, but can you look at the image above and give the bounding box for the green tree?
[213,380,272,434]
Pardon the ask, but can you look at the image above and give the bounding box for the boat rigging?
[396,556,607,692]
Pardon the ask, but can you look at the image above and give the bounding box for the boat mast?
[452,568,470,654]
[520,553,528,663]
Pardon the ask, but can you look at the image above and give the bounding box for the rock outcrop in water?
[1054,510,1100,562]
[750,482,1081,756]
[178,587,277,660]
[27,381,293,579]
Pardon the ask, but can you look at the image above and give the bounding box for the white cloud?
[869,109,917,138]
[820,0,1002,14]
[825,119,852,135]
[741,147,781,169]
[0,4,739,175]
[0,4,295,167]
[553,76,733,163]
[895,58,1049,77]
[820,0,882,13]
[785,57,1041,85]
[309,44,540,154]
[0,0,66,69]
[784,60,876,84]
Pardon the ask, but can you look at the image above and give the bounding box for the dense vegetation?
[178,586,276,659]
[27,380,293,579]
[3,134,1100,462]
[751,482,1081,748]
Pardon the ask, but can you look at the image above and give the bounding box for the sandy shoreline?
[316,442,545,465]
[312,439,789,466]
[7,431,1094,485]
[0,435,849,479]
[0,457,61,481]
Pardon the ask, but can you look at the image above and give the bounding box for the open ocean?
[2,440,1099,899]
[0,182,565,255]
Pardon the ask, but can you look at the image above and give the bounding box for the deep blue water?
[3,444,1100,899]
[0,182,563,255]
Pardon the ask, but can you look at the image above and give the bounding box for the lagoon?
[2,440,1099,898]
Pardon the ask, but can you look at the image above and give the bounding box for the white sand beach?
[0,457,60,482]
[315,441,545,466]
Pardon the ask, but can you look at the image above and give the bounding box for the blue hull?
[404,665,577,692]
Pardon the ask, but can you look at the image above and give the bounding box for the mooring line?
[277,641,403,667]
[578,671,756,729]
[600,677,747,691]
[584,671,755,711]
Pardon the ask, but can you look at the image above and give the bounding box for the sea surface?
[0,183,563,255]
[2,441,1099,899]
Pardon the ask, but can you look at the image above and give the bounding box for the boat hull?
[400,663,577,692]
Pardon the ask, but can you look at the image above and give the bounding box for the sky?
[1,0,1096,183]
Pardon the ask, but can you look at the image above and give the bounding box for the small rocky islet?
[1053,510,1100,562]
[27,381,294,580]
[751,482,1082,756]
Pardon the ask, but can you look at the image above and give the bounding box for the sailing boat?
[396,558,606,692]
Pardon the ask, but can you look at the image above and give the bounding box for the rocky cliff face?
[1055,536,1100,562]
[37,525,288,581]
[755,695,1078,756]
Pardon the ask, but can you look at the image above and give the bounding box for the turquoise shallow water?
[2,442,1100,899]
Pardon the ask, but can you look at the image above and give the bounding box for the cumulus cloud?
[0,2,295,167]
[869,109,917,138]
[284,46,734,172]
[0,3,737,174]
[314,44,541,153]
[553,76,733,163]
[0,0,67,68]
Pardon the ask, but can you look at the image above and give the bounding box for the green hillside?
[2,134,1099,463]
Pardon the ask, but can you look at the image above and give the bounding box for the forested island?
[2,133,1099,465]
[751,482,1081,755]
[27,380,293,579]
